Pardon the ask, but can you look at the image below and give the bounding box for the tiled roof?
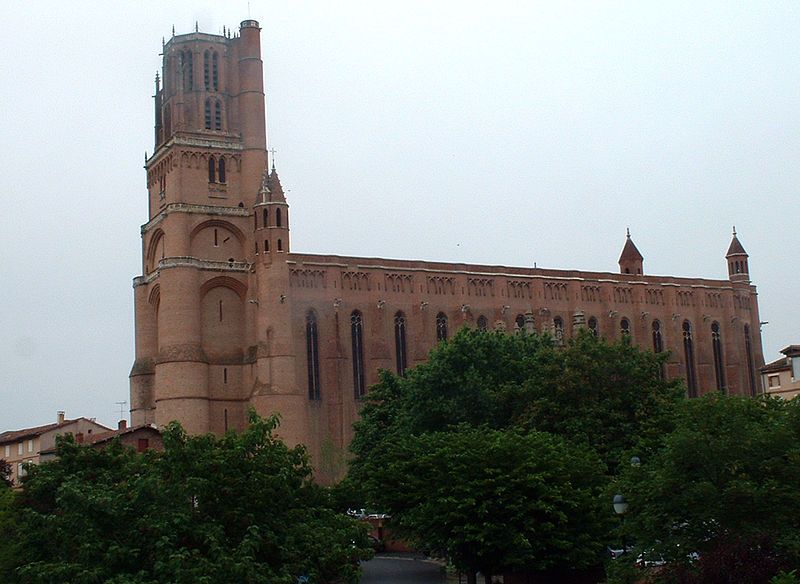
[0,421,74,444]
[761,357,790,374]
[618,235,643,262]
[726,235,747,256]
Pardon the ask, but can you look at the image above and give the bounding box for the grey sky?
[1,1,797,431]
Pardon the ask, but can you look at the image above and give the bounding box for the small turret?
[253,165,289,256]
[726,227,750,283]
[618,229,644,275]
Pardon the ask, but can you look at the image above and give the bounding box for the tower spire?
[618,229,644,275]
[726,228,750,283]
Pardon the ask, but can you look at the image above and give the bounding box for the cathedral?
[130,20,765,480]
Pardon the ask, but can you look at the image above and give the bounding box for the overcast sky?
[1,1,798,431]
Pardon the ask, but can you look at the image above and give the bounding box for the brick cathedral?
[130,20,765,480]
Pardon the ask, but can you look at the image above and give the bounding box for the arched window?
[204,99,212,129]
[163,105,171,139]
[588,316,599,338]
[436,312,448,342]
[351,311,365,398]
[553,316,564,346]
[477,315,488,331]
[683,320,698,397]
[711,322,725,393]
[744,324,757,396]
[264,239,269,252]
[218,157,226,183]
[306,311,321,400]
[208,156,216,183]
[515,314,525,331]
[214,100,222,130]
[212,51,219,91]
[652,320,664,380]
[181,50,193,90]
[203,50,210,89]
[394,312,408,375]
[620,317,631,339]
[276,208,282,227]
[277,238,283,251]
[263,208,268,227]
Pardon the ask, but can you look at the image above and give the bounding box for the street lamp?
[630,456,641,467]
[613,494,629,555]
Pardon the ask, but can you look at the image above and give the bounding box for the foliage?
[0,412,372,584]
[365,426,611,578]
[616,395,800,581]
[772,571,800,584]
[0,459,11,488]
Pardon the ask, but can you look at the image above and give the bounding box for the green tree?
[1,412,371,584]
[365,427,610,583]
[615,395,800,582]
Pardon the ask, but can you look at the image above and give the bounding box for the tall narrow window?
[204,99,212,129]
[652,320,664,379]
[208,156,216,182]
[224,409,228,432]
[436,312,448,342]
[588,316,599,338]
[306,311,321,400]
[394,312,408,375]
[212,51,219,91]
[223,367,228,384]
[218,157,226,183]
[203,50,210,89]
[263,208,268,227]
[163,106,171,138]
[620,318,631,339]
[276,208,282,227]
[515,314,525,331]
[553,316,564,346]
[214,100,222,130]
[477,315,488,331]
[264,239,269,252]
[711,322,725,393]
[351,311,365,398]
[277,239,283,251]
[683,320,698,397]
[744,324,757,396]
[185,51,193,90]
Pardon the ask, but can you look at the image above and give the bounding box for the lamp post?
[613,494,629,554]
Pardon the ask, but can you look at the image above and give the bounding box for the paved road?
[360,554,445,584]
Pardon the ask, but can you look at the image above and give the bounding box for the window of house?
[515,314,525,331]
[768,375,781,388]
[203,50,210,89]
[276,208,282,227]
[214,100,222,130]
[711,322,726,393]
[17,463,26,479]
[553,316,564,345]
[27,439,33,453]
[351,311,365,398]
[683,320,698,397]
[744,324,757,396]
[212,51,219,91]
[3,445,9,458]
[436,312,448,342]
[137,438,150,452]
[208,156,216,182]
[620,318,631,339]
[18,442,23,456]
[588,316,599,338]
[394,312,408,376]
[218,157,226,183]
[477,315,488,331]
[306,311,321,400]
[204,99,212,129]
[277,239,283,251]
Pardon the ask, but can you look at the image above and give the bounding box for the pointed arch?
[218,156,226,183]
[306,310,321,400]
[435,312,448,342]
[744,324,757,396]
[711,321,725,392]
[351,310,365,398]
[208,156,216,182]
[199,276,247,301]
[683,320,698,397]
[212,50,219,91]
[394,311,408,375]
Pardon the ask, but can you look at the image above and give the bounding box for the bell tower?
[726,227,750,283]
[131,21,269,433]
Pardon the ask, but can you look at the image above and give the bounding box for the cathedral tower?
[131,21,274,435]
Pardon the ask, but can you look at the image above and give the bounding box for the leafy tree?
[0,459,11,488]
[615,395,800,582]
[366,427,611,583]
[1,412,371,584]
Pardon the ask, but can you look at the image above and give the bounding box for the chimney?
[57,411,65,425]
[75,432,84,444]
[118,420,128,431]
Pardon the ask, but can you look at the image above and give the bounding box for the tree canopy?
[348,327,683,581]
[614,394,800,582]
[0,412,372,584]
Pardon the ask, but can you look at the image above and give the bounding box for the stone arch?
[146,229,165,274]
[148,284,161,311]
[199,275,247,301]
